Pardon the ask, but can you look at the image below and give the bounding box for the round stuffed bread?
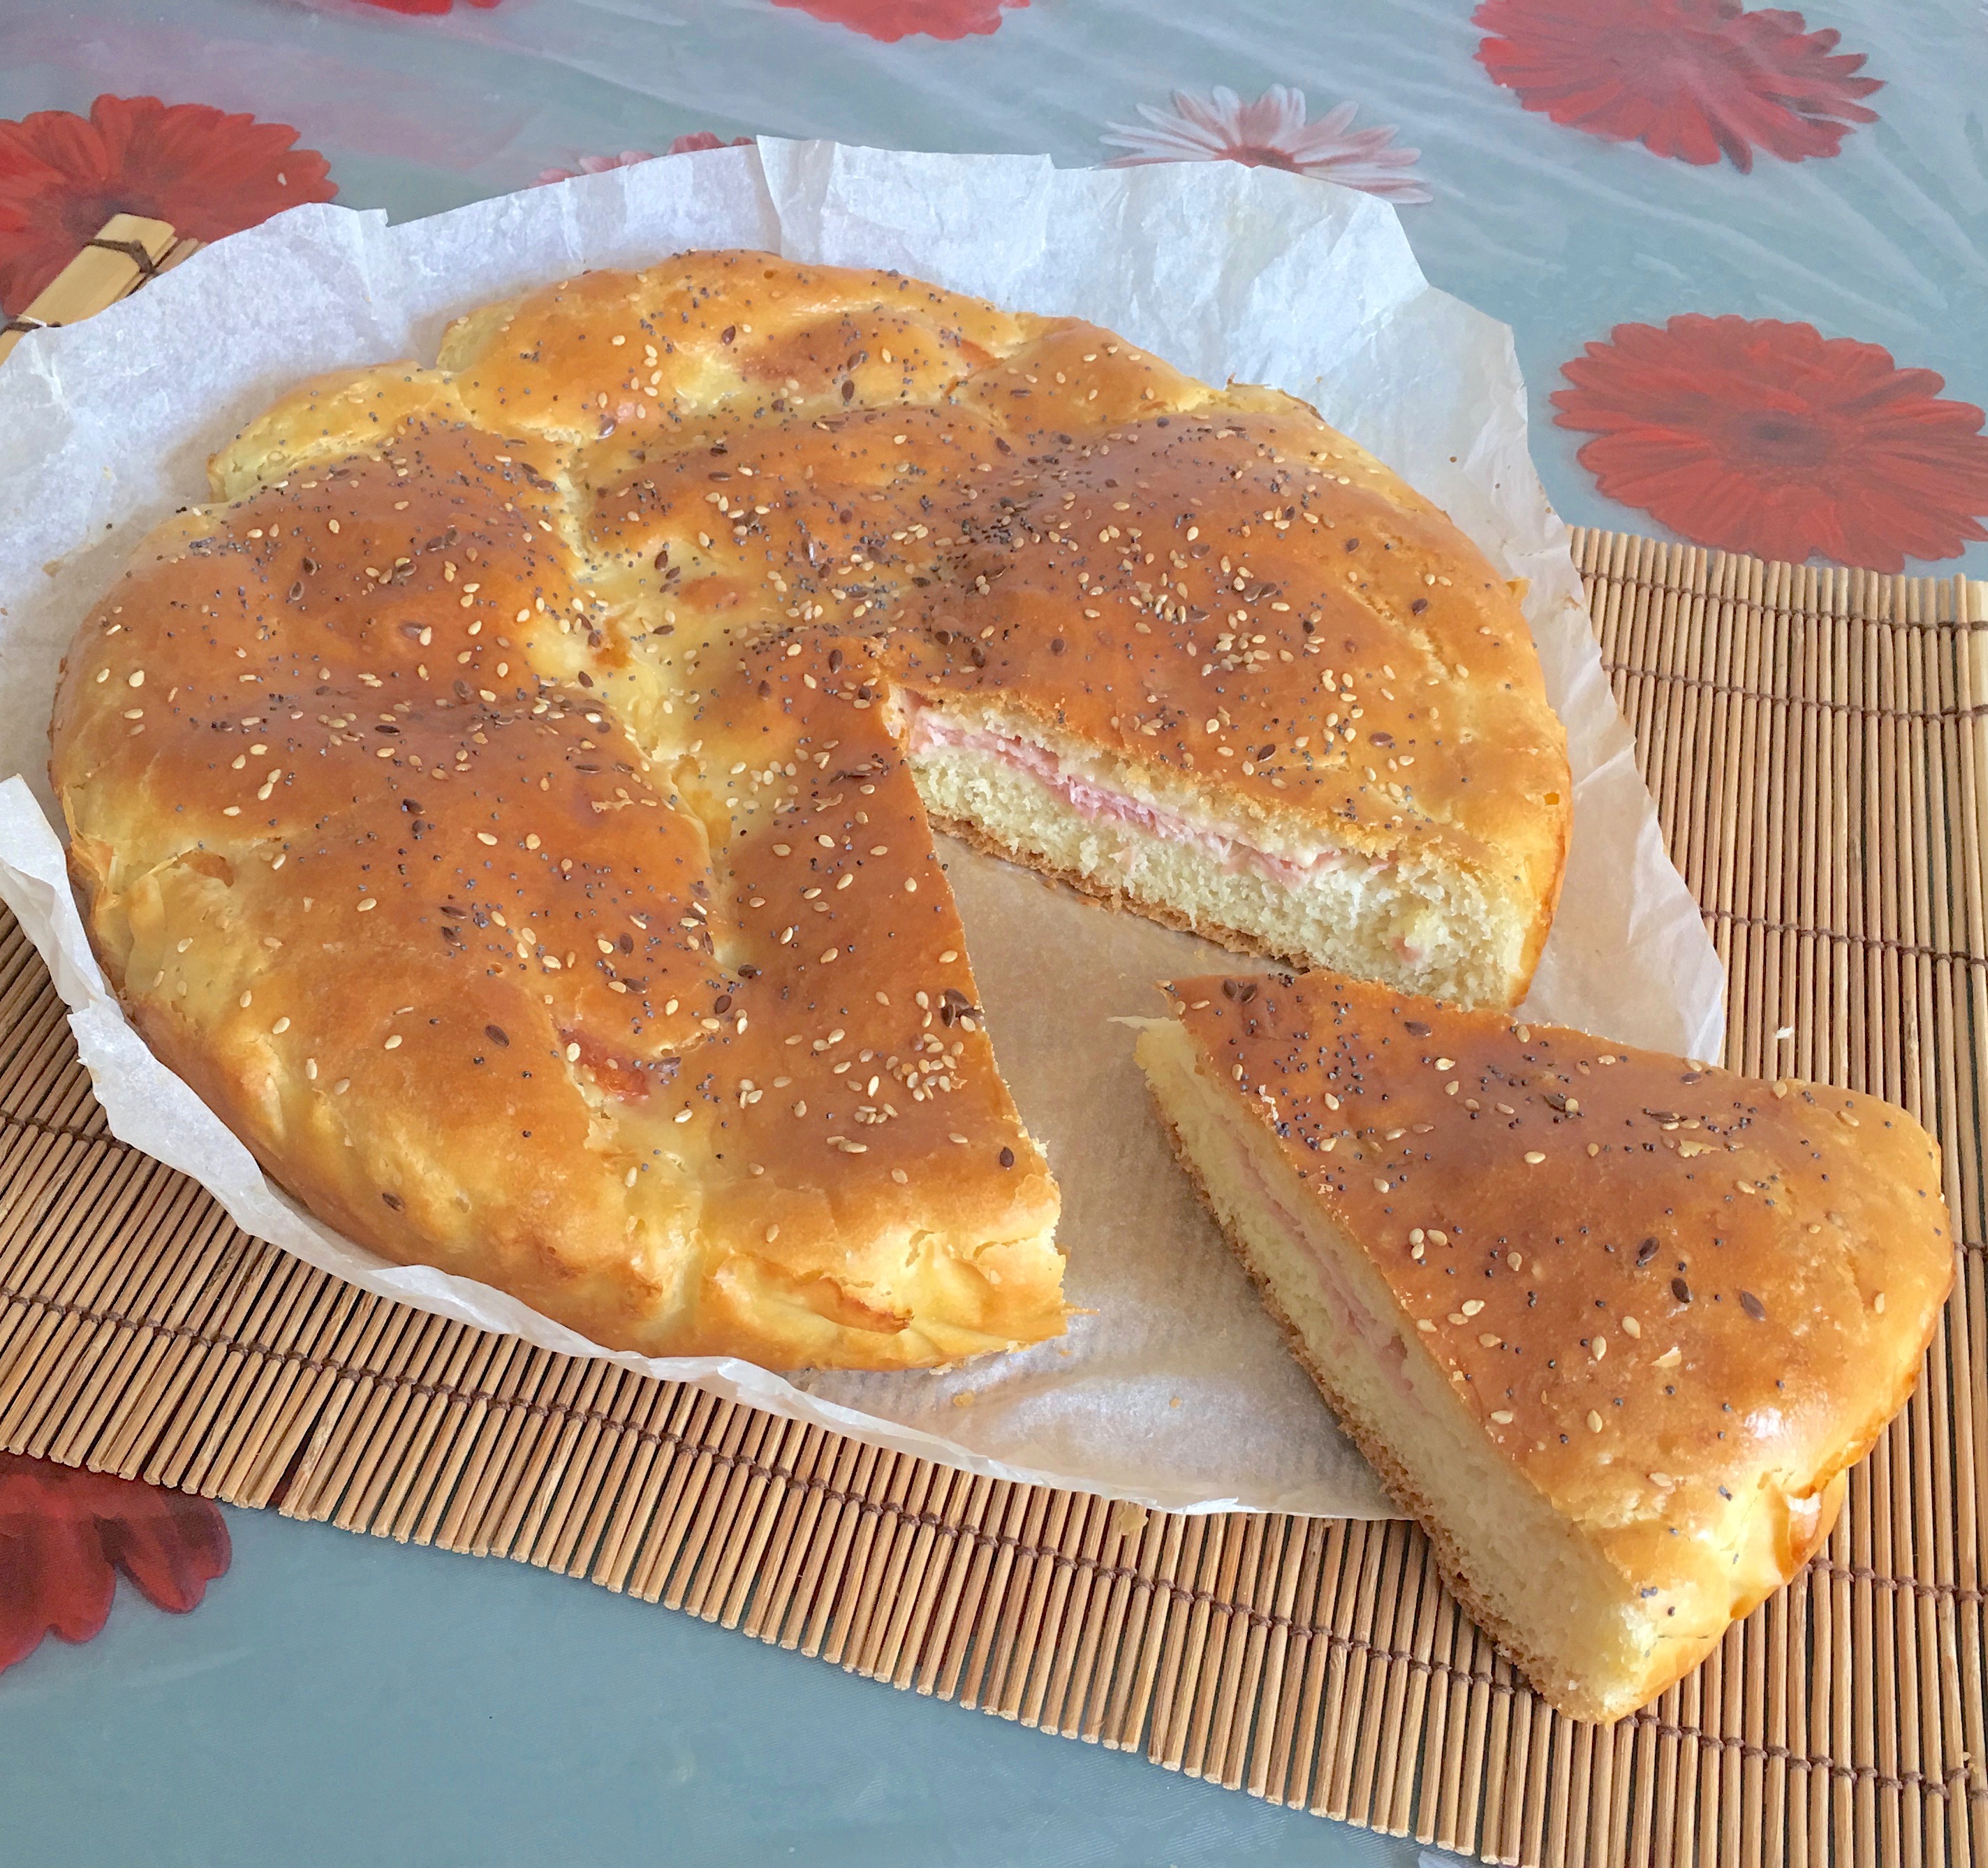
[50,251,1570,1369]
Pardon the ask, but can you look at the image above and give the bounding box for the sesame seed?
[1478,1332,1502,1348]
[674,1108,693,1124]
[764,1225,779,1243]
[357,898,376,913]
[271,1017,290,1034]
[1489,1410,1515,1425]
[1654,1347,1681,1369]
[1523,1151,1546,1164]
[1621,1316,1641,1338]
[384,1035,402,1050]
[1586,1411,1603,1433]
[1460,1300,1485,1317]
[565,1043,581,1062]
[334,1078,351,1094]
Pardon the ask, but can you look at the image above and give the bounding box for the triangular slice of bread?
[1136,969,1954,1721]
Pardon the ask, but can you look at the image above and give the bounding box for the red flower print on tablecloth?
[0,96,335,318]
[534,135,752,188]
[536,150,657,187]
[344,0,501,13]
[1554,316,1988,571]
[1102,87,1429,204]
[770,0,1024,43]
[1475,0,1880,171]
[1,1454,230,1675]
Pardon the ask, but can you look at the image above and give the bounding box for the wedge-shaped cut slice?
[1136,970,1954,1721]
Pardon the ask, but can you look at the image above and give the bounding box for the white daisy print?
[1101,85,1431,204]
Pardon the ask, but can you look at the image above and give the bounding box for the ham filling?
[907,705,1364,890]
[1218,1108,1416,1404]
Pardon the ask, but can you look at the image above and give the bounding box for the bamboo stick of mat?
[1,213,1986,1858]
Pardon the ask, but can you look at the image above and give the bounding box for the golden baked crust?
[1156,970,1953,1719]
[50,249,1568,1370]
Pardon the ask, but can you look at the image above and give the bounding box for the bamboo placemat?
[0,213,199,367]
[4,228,1987,1865]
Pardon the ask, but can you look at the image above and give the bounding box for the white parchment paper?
[0,141,1724,1516]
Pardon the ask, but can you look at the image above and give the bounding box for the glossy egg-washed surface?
[1166,971,1954,1693]
[52,250,1561,1369]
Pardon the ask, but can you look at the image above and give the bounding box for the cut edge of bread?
[906,708,1531,1008]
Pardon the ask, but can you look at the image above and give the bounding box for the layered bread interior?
[907,696,1529,1009]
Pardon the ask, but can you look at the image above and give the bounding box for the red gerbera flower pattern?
[1,1454,230,1675]
[1554,315,1988,571]
[770,0,1025,43]
[0,96,336,318]
[1475,0,1881,171]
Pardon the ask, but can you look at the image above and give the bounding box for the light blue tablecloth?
[3,3,1983,1859]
